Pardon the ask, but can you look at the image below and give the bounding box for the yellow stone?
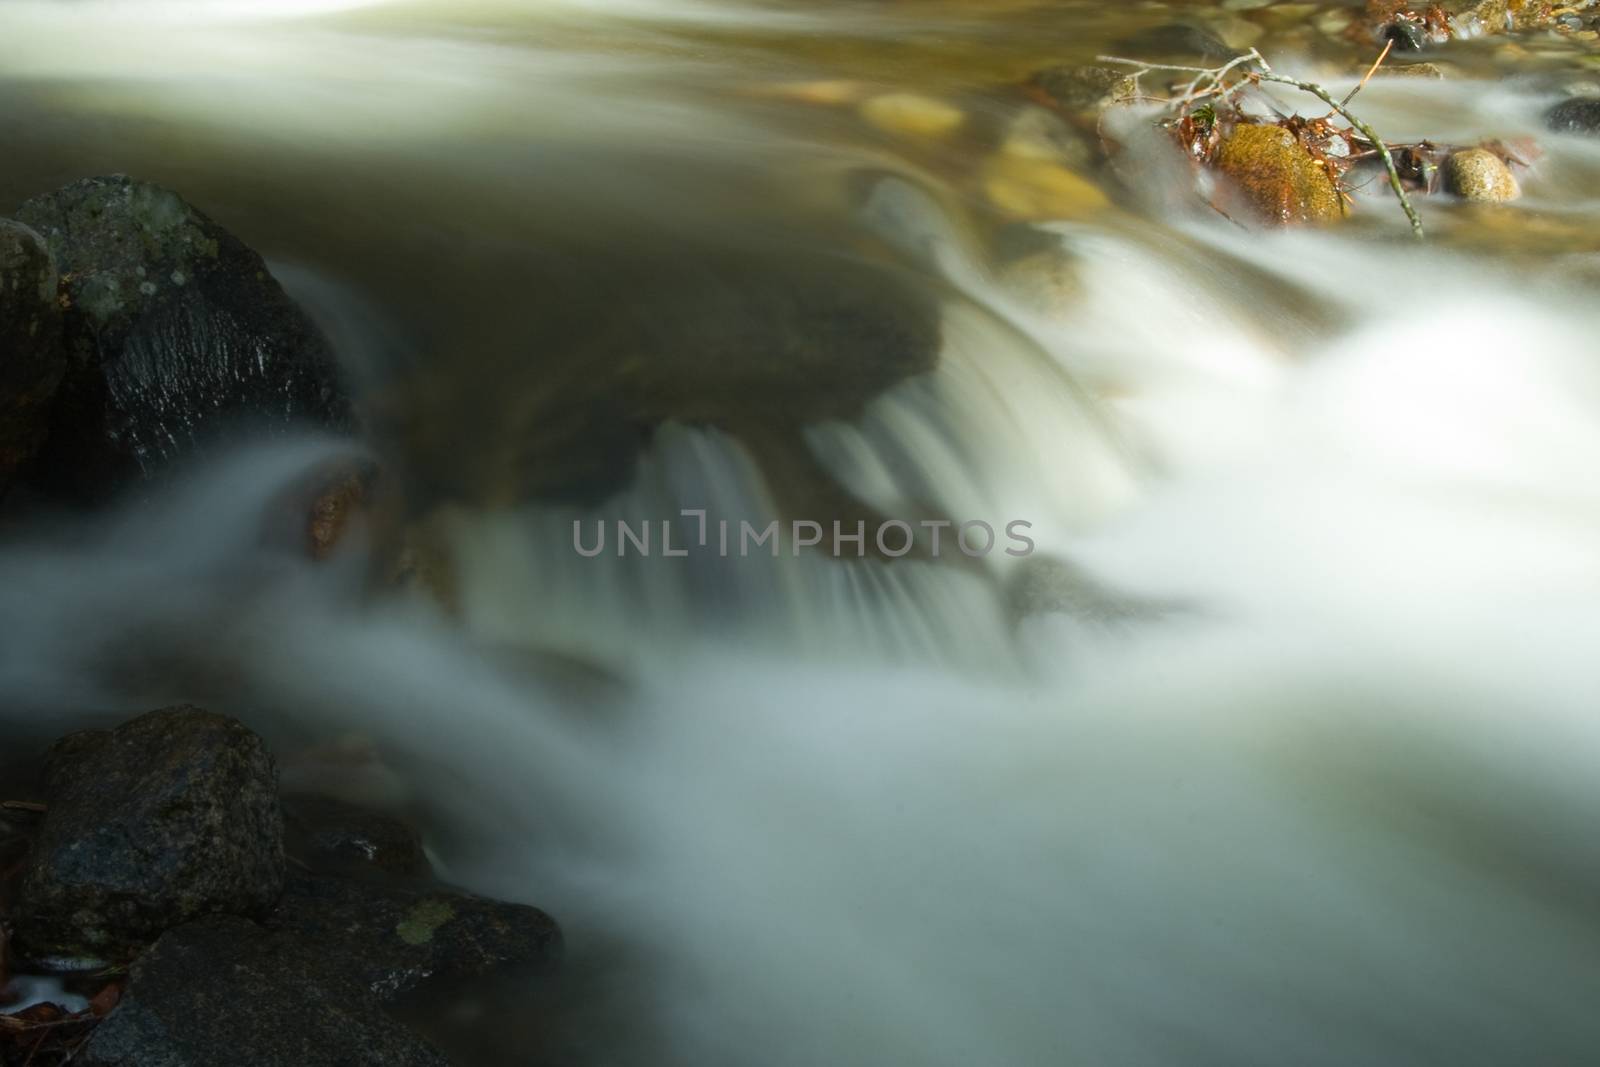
[1444,148,1520,203]
[981,157,1109,221]
[859,93,967,139]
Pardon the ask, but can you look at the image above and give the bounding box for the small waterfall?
[8,0,1600,1063]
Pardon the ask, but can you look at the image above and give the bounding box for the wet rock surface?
[1444,148,1520,202]
[265,871,562,999]
[0,220,64,497]
[1546,97,1600,135]
[4,710,565,1064]
[1215,123,1345,226]
[11,707,284,963]
[13,176,349,500]
[76,916,452,1067]
[283,793,431,879]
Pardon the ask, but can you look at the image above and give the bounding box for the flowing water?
[6,0,1600,1063]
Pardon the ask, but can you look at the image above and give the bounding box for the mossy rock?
[14,175,350,500]
[1214,124,1345,227]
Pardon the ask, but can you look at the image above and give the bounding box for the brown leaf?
[88,983,122,1018]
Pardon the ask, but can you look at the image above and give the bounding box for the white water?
[7,1,1600,1063]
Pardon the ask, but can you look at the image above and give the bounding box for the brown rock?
[1214,124,1346,226]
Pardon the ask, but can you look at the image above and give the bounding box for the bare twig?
[1340,38,1393,108]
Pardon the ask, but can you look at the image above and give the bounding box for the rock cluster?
[2,708,562,1066]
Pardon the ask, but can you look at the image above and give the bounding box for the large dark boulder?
[13,176,349,499]
[77,916,452,1067]
[12,707,285,964]
[266,871,562,999]
[0,220,65,497]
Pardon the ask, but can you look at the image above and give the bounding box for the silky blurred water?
[5,1,1600,1063]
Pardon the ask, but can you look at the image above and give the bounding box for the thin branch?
[1340,38,1393,108]
[1249,49,1423,240]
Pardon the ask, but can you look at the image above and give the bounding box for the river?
[4,1,1600,1063]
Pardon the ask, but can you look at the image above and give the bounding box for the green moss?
[394,898,455,946]
[1216,123,1344,226]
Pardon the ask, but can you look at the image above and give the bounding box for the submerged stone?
[13,175,349,500]
[981,157,1110,221]
[1113,22,1239,62]
[859,93,966,139]
[1214,123,1345,226]
[1546,97,1600,135]
[12,706,285,963]
[1028,65,1138,114]
[0,219,65,497]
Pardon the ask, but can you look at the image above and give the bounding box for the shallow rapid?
[5,1,1600,1064]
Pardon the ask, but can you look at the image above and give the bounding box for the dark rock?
[12,707,284,964]
[1546,97,1600,135]
[283,793,431,879]
[77,916,451,1067]
[1114,22,1238,62]
[13,175,349,500]
[1383,20,1426,51]
[265,871,561,999]
[0,220,65,498]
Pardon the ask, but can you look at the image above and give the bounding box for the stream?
[5,0,1600,1063]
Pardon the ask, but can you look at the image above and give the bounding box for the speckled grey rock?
[1546,97,1600,135]
[78,916,452,1067]
[1444,148,1520,202]
[265,871,562,999]
[13,175,348,500]
[0,219,65,495]
[12,707,285,964]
